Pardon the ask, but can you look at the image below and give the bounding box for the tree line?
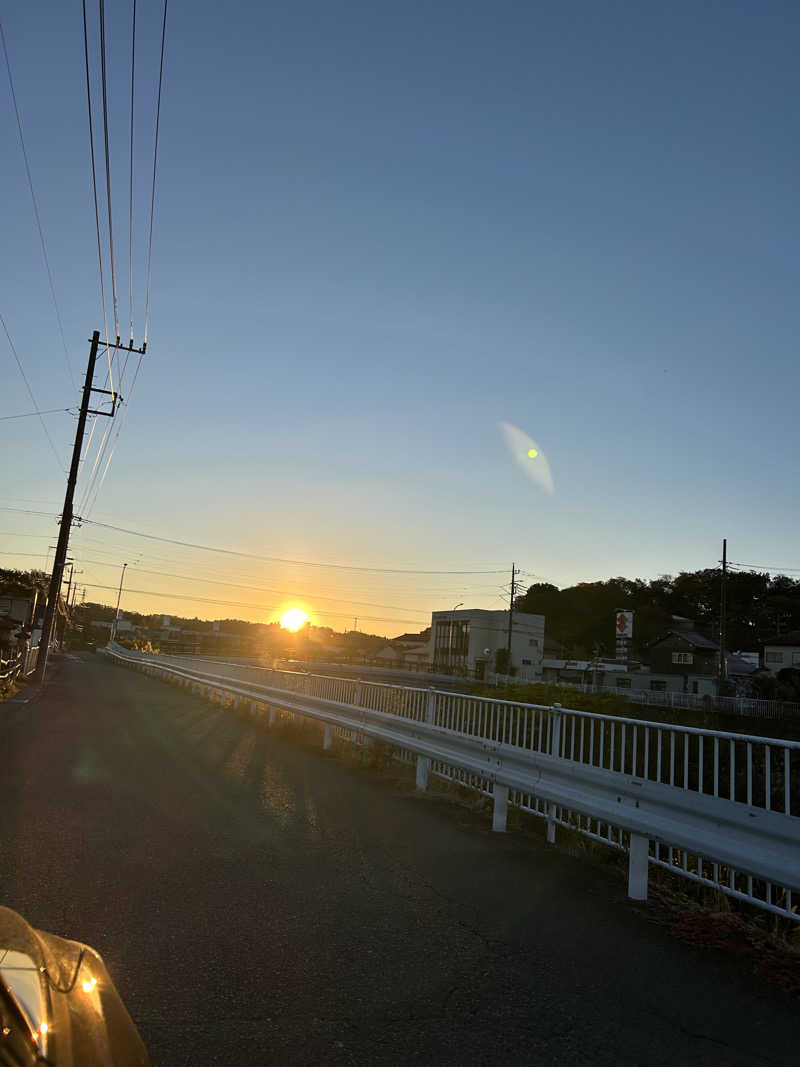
[515,570,800,660]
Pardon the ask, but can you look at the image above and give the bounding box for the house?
[762,632,800,676]
[429,608,544,680]
[375,645,403,666]
[401,643,430,670]
[643,630,720,695]
[0,594,37,628]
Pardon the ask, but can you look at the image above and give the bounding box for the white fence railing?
[104,646,800,922]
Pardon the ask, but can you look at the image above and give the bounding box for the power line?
[729,561,800,574]
[143,0,168,346]
[82,348,146,519]
[98,0,120,344]
[0,546,503,616]
[0,311,64,470]
[0,19,77,395]
[0,408,74,421]
[74,582,429,626]
[81,0,113,387]
[77,517,508,574]
[128,0,136,345]
[0,506,507,577]
[48,555,458,615]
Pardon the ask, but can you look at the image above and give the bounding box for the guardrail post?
[355,679,362,706]
[628,833,649,901]
[268,706,276,727]
[415,688,436,791]
[492,784,509,832]
[546,703,563,843]
[415,754,430,791]
[549,703,562,757]
[323,723,333,750]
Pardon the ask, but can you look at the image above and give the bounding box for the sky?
[1,1,799,637]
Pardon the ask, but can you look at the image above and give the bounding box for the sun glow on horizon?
[280,607,308,631]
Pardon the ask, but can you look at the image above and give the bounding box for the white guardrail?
[103,645,800,922]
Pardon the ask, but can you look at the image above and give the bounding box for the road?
[0,653,797,1065]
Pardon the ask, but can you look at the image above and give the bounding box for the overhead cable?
[77,517,508,574]
[143,0,168,345]
[46,555,458,615]
[0,408,74,421]
[0,20,77,394]
[128,0,136,345]
[0,506,507,576]
[76,582,429,626]
[729,561,800,574]
[81,0,113,388]
[98,0,120,345]
[0,311,64,470]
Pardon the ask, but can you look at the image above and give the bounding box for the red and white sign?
[615,611,633,638]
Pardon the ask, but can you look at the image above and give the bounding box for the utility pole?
[35,331,136,683]
[62,559,75,610]
[506,562,517,669]
[68,572,83,612]
[110,562,128,643]
[719,538,728,687]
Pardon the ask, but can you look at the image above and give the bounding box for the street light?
[110,563,128,644]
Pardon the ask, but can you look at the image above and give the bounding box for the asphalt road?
[1,653,797,1065]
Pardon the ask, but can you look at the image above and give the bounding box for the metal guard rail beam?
[105,647,800,905]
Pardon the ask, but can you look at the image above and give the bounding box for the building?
[643,630,720,694]
[429,608,545,680]
[762,632,800,676]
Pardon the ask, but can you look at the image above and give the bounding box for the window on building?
[432,618,470,668]
[766,651,784,664]
[529,638,538,647]
[792,652,800,666]
[616,677,631,689]
[650,680,667,692]
[672,652,693,665]
[522,658,531,666]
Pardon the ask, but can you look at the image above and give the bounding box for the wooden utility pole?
[110,561,128,642]
[35,331,139,682]
[719,538,728,686]
[506,562,517,665]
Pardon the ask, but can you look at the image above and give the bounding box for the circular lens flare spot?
[527,448,538,458]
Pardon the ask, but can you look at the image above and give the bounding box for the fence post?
[268,706,276,727]
[492,783,509,832]
[628,833,649,900]
[547,703,562,843]
[415,688,436,791]
[323,723,333,750]
[549,703,562,757]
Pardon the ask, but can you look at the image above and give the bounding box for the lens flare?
[499,422,554,494]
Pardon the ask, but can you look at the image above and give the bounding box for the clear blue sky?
[2,1,799,634]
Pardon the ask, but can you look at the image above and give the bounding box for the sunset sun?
[280,608,308,632]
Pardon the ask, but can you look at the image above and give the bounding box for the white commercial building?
[429,608,545,681]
